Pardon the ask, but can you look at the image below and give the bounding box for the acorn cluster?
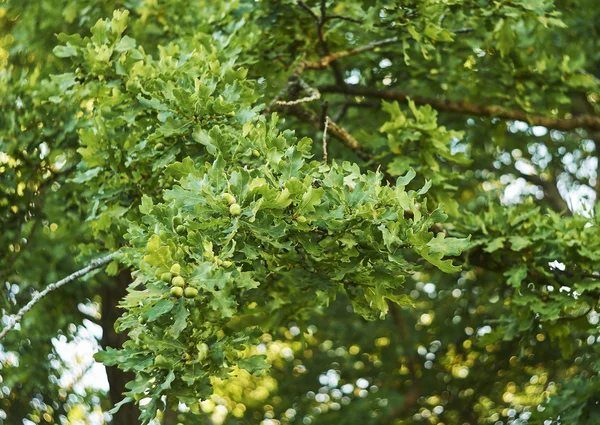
[172,215,186,235]
[223,192,242,217]
[160,263,198,299]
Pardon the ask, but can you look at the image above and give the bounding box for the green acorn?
[170,286,184,297]
[170,263,181,276]
[161,272,172,283]
[222,193,236,205]
[172,276,185,288]
[184,287,198,298]
[229,203,242,216]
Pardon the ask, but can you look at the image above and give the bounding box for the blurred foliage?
[1,0,600,424]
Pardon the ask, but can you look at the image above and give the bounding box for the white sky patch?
[356,377,369,389]
[345,69,361,85]
[515,159,536,175]
[379,58,392,68]
[477,325,492,336]
[423,283,436,294]
[53,320,109,393]
[565,184,595,214]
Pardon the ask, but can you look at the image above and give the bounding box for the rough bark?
[101,269,140,425]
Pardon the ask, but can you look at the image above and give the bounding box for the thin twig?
[277,102,372,161]
[297,0,319,21]
[333,102,350,122]
[276,91,320,106]
[323,115,330,164]
[297,0,346,86]
[319,0,327,22]
[276,79,321,106]
[304,28,474,70]
[0,252,119,340]
[265,85,292,114]
[324,14,364,24]
[305,37,400,69]
[320,99,329,127]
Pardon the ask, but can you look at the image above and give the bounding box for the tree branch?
[296,0,319,21]
[322,115,329,164]
[297,0,346,86]
[305,37,400,69]
[319,84,600,132]
[304,28,474,70]
[267,73,370,161]
[0,252,119,340]
[276,103,371,161]
[324,14,363,24]
[275,78,321,106]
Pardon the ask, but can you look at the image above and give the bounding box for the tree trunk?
[101,269,141,425]
[163,404,179,425]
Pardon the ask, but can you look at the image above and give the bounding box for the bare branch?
[319,0,327,22]
[276,79,321,106]
[277,103,370,160]
[323,115,330,164]
[265,85,291,115]
[297,0,346,86]
[266,66,370,162]
[304,28,473,70]
[319,84,600,132]
[305,37,400,69]
[324,14,364,24]
[0,252,119,340]
[296,0,319,21]
[320,101,330,164]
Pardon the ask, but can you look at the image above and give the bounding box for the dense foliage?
[1,1,600,424]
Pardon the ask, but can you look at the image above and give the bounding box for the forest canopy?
[1,1,600,424]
